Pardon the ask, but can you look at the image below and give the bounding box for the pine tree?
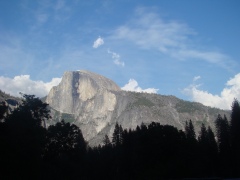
[230,99,240,176]
[207,126,218,157]
[185,120,196,141]
[215,114,230,155]
[215,114,231,176]
[198,123,208,144]
[112,122,123,146]
[198,124,218,176]
[103,135,111,147]
[184,120,198,176]
[3,94,51,178]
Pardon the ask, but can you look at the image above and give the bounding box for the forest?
[0,94,240,179]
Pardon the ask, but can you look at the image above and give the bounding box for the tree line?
[0,94,240,179]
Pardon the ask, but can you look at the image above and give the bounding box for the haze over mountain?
[46,70,229,146]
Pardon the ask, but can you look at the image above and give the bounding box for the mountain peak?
[46,70,230,146]
[63,70,120,92]
[46,70,120,114]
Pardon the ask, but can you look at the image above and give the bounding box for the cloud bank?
[183,73,240,110]
[0,75,61,98]
[93,36,104,48]
[122,79,158,94]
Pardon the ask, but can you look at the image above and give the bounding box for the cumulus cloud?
[107,49,125,67]
[122,79,158,94]
[183,73,240,110]
[0,75,62,98]
[113,7,234,69]
[93,36,104,48]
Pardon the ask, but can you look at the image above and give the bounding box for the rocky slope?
[0,90,20,114]
[46,70,230,146]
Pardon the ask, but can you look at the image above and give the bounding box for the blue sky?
[0,0,239,110]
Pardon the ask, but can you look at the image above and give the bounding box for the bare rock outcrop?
[46,70,121,142]
[46,70,230,146]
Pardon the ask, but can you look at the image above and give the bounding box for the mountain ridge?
[46,70,230,146]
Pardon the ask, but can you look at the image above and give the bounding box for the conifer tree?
[198,123,208,144]
[207,126,218,157]
[185,120,196,141]
[112,122,123,146]
[215,114,230,155]
[3,94,51,178]
[215,114,231,176]
[198,124,218,176]
[103,135,111,147]
[230,99,240,176]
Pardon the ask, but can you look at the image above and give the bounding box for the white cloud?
[193,76,201,82]
[183,73,240,110]
[122,79,158,94]
[113,59,125,67]
[93,36,104,48]
[107,49,125,67]
[0,75,61,98]
[113,7,234,69]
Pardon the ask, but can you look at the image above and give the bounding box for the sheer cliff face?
[46,70,121,141]
[46,70,230,146]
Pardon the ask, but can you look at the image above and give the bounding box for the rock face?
[0,90,20,114]
[46,70,230,146]
[46,70,121,143]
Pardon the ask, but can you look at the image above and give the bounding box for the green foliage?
[44,120,86,161]
[134,97,154,107]
[51,110,75,123]
[215,114,231,155]
[127,97,154,110]
[176,100,202,113]
[112,122,123,146]
[230,99,240,176]
[103,135,111,147]
[185,119,196,141]
[1,94,240,179]
[61,113,75,123]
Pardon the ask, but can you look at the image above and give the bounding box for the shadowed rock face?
[46,70,121,142]
[46,70,230,146]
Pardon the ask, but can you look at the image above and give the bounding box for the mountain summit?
[46,70,120,114]
[46,70,229,146]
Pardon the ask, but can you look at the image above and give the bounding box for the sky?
[0,0,240,110]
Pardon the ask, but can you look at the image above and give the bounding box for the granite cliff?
[46,70,230,146]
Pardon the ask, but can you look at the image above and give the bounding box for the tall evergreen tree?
[198,123,208,144]
[215,114,231,177]
[230,99,240,176]
[184,120,198,176]
[2,94,50,179]
[112,122,123,146]
[103,135,111,147]
[198,124,218,176]
[215,114,231,155]
[207,126,218,158]
[185,119,196,141]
